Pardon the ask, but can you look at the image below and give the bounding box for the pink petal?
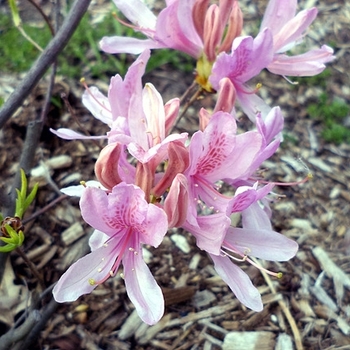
[225,227,299,261]
[273,8,317,53]
[112,0,157,30]
[268,45,335,76]
[141,203,168,247]
[100,36,164,54]
[155,0,202,58]
[260,0,297,35]
[183,213,231,254]
[123,245,164,325]
[230,188,258,213]
[220,131,263,180]
[53,239,121,302]
[82,86,112,125]
[80,187,116,235]
[142,83,166,144]
[242,202,272,230]
[190,111,237,180]
[89,229,111,251]
[109,50,150,120]
[50,128,107,140]
[60,181,107,197]
[235,89,272,122]
[211,254,263,311]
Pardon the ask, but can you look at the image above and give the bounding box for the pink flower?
[53,183,168,325]
[180,111,269,253]
[101,0,243,91]
[209,29,274,120]
[260,0,335,76]
[101,0,242,59]
[211,194,298,311]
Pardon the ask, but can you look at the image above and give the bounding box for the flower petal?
[225,227,299,261]
[268,45,335,76]
[50,128,107,140]
[123,246,164,325]
[53,239,120,302]
[211,254,263,311]
[260,0,297,35]
[100,36,163,54]
[183,213,231,254]
[112,0,157,30]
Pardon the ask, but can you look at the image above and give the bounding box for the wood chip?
[61,222,85,246]
[222,331,275,350]
[312,247,350,291]
[275,333,294,350]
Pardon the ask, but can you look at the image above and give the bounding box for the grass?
[0,9,194,81]
[307,92,350,144]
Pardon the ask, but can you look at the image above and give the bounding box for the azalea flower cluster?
[51,0,334,325]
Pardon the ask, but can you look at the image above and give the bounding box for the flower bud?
[95,143,123,189]
[213,78,236,114]
[152,141,189,197]
[164,174,189,228]
[219,1,243,53]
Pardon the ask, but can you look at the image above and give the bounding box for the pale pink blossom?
[260,0,335,76]
[209,29,274,120]
[211,190,298,311]
[101,0,242,60]
[53,183,168,325]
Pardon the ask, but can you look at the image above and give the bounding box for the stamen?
[222,243,282,278]
[283,75,299,85]
[80,78,112,114]
[258,173,312,186]
[245,256,282,278]
[111,12,156,37]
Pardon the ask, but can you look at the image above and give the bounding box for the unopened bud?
[218,1,243,53]
[95,143,123,189]
[213,78,236,114]
[164,174,189,228]
[164,98,180,136]
[152,141,189,197]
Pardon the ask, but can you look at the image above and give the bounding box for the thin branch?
[27,0,55,36]
[22,194,69,225]
[0,310,41,350]
[16,299,58,350]
[0,0,92,128]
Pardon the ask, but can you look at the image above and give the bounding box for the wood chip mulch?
[0,0,349,349]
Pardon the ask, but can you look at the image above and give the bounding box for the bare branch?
[0,0,92,128]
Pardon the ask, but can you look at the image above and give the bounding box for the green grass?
[0,10,195,81]
[308,93,350,144]
[0,14,51,72]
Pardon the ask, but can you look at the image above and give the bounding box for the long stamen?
[111,12,156,37]
[222,242,282,278]
[89,228,133,286]
[258,173,313,186]
[80,78,112,114]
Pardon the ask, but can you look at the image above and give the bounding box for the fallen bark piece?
[118,309,144,340]
[275,333,294,350]
[222,331,275,350]
[312,246,350,291]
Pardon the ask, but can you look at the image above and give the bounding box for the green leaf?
[8,0,21,27]
[0,236,15,244]
[0,244,17,253]
[23,183,38,213]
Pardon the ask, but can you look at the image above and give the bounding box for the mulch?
[0,0,349,349]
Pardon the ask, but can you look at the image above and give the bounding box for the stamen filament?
[80,78,112,114]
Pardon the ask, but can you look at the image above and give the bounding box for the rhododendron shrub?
[52,0,334,324]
